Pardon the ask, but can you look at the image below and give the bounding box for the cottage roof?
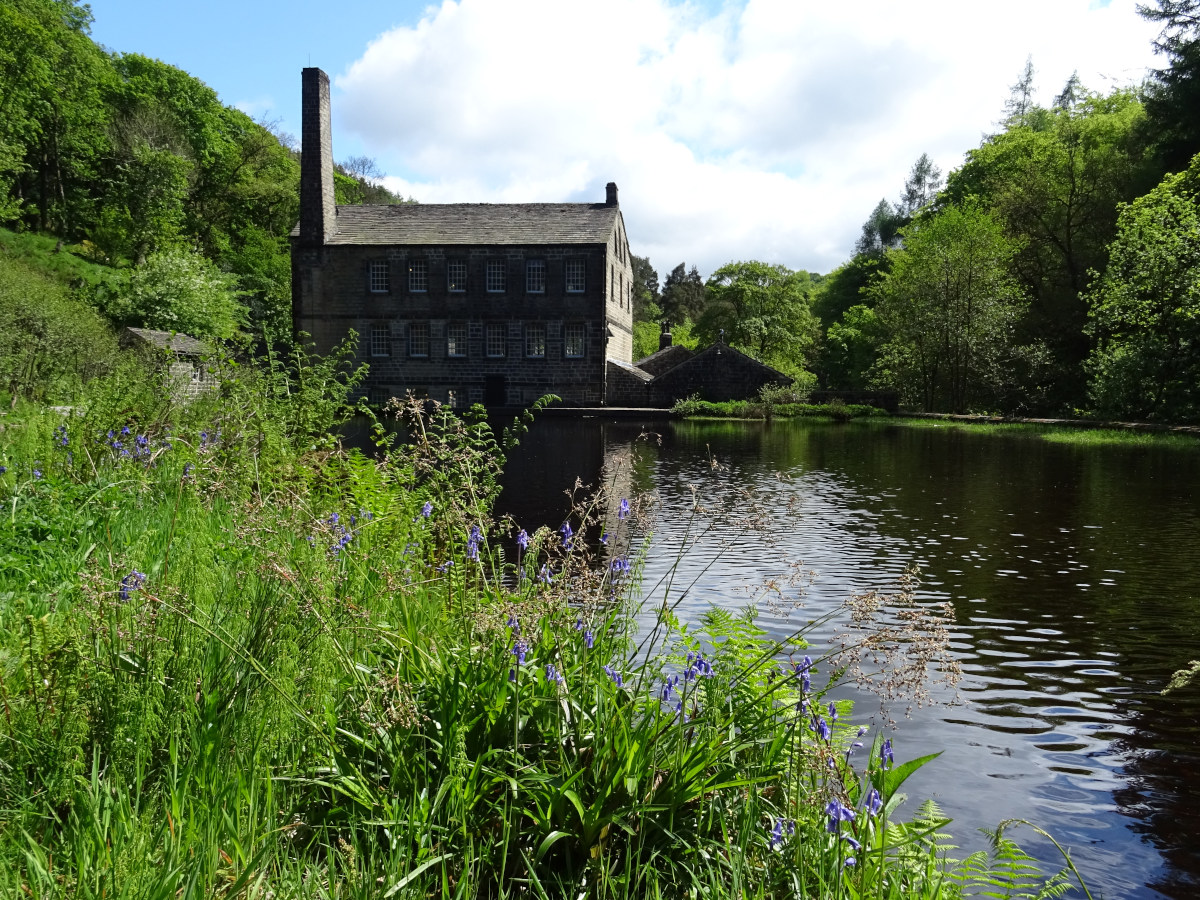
[122,327,209,356]
[290,203,620,246]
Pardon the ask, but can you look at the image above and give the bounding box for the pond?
[495,415,1200,899]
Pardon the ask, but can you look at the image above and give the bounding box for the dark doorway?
[484,375,507,406]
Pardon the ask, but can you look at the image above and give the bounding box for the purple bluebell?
[828,701,838,721]
[844,836,861,851]
[421,501,433,518]
[538,564,553,584]
[0,466,7,475]
[506,614,520,635]
[618,498,631,520]
[768,817,795,851]
[466,525,482,561]
[516,529,529,549]
[32,467,42,480]
[881,738,894,768]
[603,664,624,687]
[559,521,573,549]
[812,717,831,741]
[584,629,594,650]
[119,571,146,602]
[865,788,883,815]
[512,641,528,666]
[508,668,516,682]
[544,663,563,684]
[120,426,130,436]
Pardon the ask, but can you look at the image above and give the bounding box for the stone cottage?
[290,68,634,408]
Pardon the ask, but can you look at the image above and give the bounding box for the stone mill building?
[291,68,635,408]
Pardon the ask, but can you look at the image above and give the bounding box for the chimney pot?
[605,182,618,207]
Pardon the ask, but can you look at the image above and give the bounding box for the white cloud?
[334,0,1160,277]
[234,95,277,119]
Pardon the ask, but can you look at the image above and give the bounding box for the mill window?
[486,259,506,293]
[408,322,429,357]
[564,323,585,358]
[447,322,468,358]
[369,261,390,293]
[525,322,546,358]
[370,324,390,357]
[447,259,467,292]
[526,259,546,293]
[408,258,428,293]
[565,259,585,293]
[486,323,506,358]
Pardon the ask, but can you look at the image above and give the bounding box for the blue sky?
[86,0,1162,276]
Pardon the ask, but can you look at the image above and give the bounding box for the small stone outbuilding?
[120,327,213,402]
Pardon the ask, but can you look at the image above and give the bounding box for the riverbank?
[0,375,1083,897]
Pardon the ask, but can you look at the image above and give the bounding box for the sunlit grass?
[886,415,1200,449]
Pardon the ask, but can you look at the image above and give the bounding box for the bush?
[0,253,119,402]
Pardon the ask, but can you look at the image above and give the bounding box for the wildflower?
[421,501,433,518]
[508,668,517,682]
[436,560,454,573]
[618,498,630,520]
[845,741,864,762]
[544,663,563,684]
[843,836,861,852]
[825,800,855,833]
[610,556,631,575]
[121,426,130,436]
[844,857,856,869]
[599,532,608,544]
[880,738,894,768]
[328,512,339,526]
[512,641,528,666]
[865,788,883,815]
[516,528,529,549]
[559,521,573,549]
[119,571,146,602]
[857,726,868,737]
[812,716,831,741]
[538,564,554,584]
[200,430,209,445]
[54,425,69,447]
[768,817,795,851]
[659,674,680,703]
[794,655,813,693]
[827,701,838,721]
[33,467,42,480]
[603,664,624,687]
[0,466,6,475]
[506,614,520,635]
[466,525,482,561]
[584,629,594,650]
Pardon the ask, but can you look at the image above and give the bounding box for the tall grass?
[0,355,1084,897]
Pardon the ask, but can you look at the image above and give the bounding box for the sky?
[86,0,1164,277]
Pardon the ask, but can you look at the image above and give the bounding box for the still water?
[496,416,1200,899]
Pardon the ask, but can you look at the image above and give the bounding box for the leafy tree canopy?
[1085,153,1200,422]
[695,261,819,378]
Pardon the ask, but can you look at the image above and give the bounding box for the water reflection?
[495,417,1200,900]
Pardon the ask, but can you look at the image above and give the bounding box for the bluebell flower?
[610,556,631,575]
[812,717,831,741]
[881,738,894,768]
[508,668,517,682]
[182,462,193,478]
[512,641,528,666]
[603,664,623,687]
[618,498,630,520]
[33,467,42,480]
[436,560,454,573]
[421,501,433,518]
[119,571,146,602]
[845,741,864,762]
[200,430,209,445]
[865,788,883,815]
[506,614,520,635]
[599,532,608,544]
[516,529,529,549]
[544,663,563,684]
[54,425,69,448]
[825,799,855,833]
[121,426,130,436]
[828,701,838,721]
[584,629,594,650]
[844,857,856,869]
[843,836,861,851]
[768,817,795,851]
[538,564,553,584]
[466,525,482,561]
[559,521,573,549]
[0,466,7,475]
[794,655,813,693]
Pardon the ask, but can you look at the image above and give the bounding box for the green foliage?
[0,252,118,401]
[631,253,660,320]
[1139,0,1200,171]
[696,261,821,378]
[1084,156,1200,422]
[108,248,246,339]
[870,203,1028,413]
[0,366,1074,898]
[943,87,1156,409]
[660,262,707,325]
[672,396,884,420]
[824,304,885,391]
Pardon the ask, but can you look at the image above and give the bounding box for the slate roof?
[122,327,209,356]
[290,203,620,246]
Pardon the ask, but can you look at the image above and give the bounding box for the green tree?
[943,87,1156,409]
[1139,0,1200,171]
[1084,157,1200,421]
[695,261,819,377]
[631,254,660,320]
[823,304,884,391]
[659,263,706,325]
[111,248,245,340]
[870,203,1027,413]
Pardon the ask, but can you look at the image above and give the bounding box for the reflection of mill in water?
[494,416,654,565]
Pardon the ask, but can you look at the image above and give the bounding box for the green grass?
[0,364,1087,898]
[888,416,1200,449]
[674,398,889,421]
[0,226,125,288]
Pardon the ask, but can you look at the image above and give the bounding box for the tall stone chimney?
[605,182,618,207]
[299,67,336,246]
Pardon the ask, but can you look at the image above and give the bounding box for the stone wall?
[295,242,621,407]
[646,343,790,407]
